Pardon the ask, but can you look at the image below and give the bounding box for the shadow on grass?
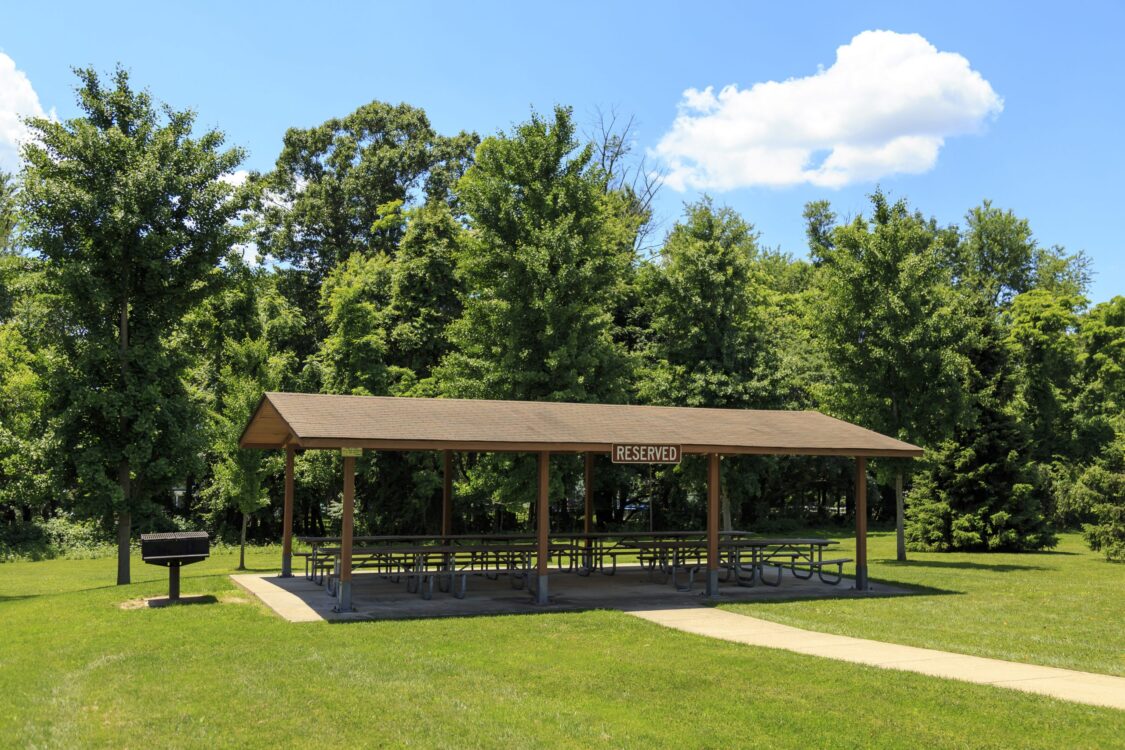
[702,578,961,609]
[145,594,219,608]
[879,559,1047,573]
[2,571,256,601]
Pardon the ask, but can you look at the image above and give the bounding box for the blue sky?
[2,1,1122,302]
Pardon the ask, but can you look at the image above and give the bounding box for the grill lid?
[141,532,209,541]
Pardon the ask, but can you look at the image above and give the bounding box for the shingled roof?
[239,392,922,458]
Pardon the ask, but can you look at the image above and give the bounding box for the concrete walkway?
[628,606,1125,711]
[231,573,326,622]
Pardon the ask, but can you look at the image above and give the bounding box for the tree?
[19,67,245,583]
[437,106,636,515]
[1063,297,1125,554]
[0,323,54,526]
[387,201,464,382]
[1003,289,1084,516]
[0,171,17,251]
[634,199,788,529]
[907,304,1056,552]
[181,258,302,559]
[317,251,395,396]
[811,191,969,559]
[255,102,476,354]
[955,201,1090,306]
[1004,290,1083,458]
[439,106,632,404]
[204,332,293,569]
[637,198,781,410]
[1073,297,1125,463]
[1078,427,1125,562]
[0,249,59,530]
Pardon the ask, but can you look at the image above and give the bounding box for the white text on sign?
[611,444,682,464]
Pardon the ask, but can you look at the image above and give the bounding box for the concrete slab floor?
[231,566,902,624]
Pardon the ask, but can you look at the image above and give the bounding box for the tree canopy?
[3,67,1122,575]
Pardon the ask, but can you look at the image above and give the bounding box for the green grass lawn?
[720,530,1125,677]
[0,542,1122,749]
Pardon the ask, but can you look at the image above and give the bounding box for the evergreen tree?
[1078,427,1125,562]
[907,305,1056,551]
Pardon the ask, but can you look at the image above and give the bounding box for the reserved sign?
[611,444,682,464]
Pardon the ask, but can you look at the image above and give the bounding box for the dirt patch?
[118,594,218,609]
[219,594,251,605]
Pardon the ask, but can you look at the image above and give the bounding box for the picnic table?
[300,532,851,601]
[624,537,845,590]
[315,540,577,600]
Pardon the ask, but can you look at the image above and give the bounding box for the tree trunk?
[895,470,907,562]
[239,511,248,570]
[116,510,131,585]
[720,491,733,531]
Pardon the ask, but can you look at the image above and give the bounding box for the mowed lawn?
[0,541,1121,749]
[721,530,1125,677]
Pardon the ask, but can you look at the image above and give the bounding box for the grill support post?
[169,564,181,601]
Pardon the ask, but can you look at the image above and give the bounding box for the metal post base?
[854,564,869,591]
[536,575,549,604]
[280,553,292,578]
[704,570,719,598]
[334,580,354,612]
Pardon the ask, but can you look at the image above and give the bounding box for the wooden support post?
[583,452,594,569]
[337,455,356,611]
[706,453,720,597]
[442,450,453,538]
[855,456,868,591]
[281,445,295,577]
[536,451,550,604]
[895,469,906,562]
[583,453,594,535]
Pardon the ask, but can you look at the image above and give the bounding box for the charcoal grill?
[140,532,209,600]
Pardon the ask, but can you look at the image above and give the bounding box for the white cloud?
[654,30,1003,190]
[219,169,250,188]
[0,52,47,173]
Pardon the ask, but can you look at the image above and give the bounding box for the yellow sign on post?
[340,447,363,458]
